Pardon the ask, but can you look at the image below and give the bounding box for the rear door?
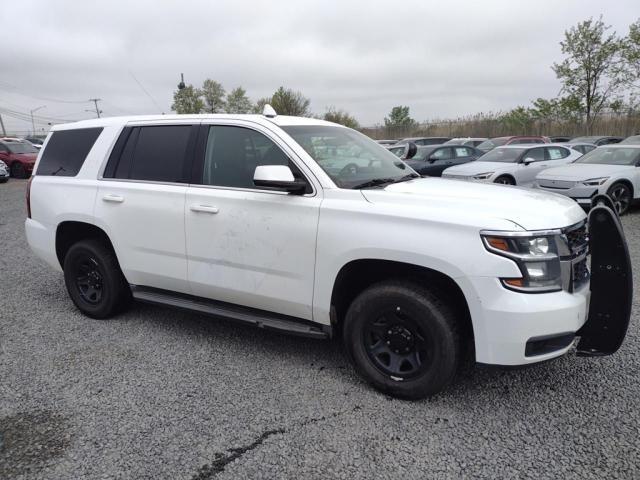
[184,121,321,320]
[96,122,197,293]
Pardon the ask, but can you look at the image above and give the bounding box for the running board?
[130,286,329,339]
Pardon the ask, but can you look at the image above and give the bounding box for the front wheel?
[343,281,460,399]
[63,240,131,319]
[494,175,515,185]
[607,182,632,215]
[11,163,26,179]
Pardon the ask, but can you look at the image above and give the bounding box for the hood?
[537,163,635,180]
[12,153,37,163]
[443,161,514,176]
[361,177,585,231]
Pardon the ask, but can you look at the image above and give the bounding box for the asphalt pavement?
[1,178,639,479]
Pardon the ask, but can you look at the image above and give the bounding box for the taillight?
[26,176,33,218]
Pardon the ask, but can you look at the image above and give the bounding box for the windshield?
[478,147,525,163]
[620,135,640,145]
[477,137,508,151]
[283,125,415,189]
[443,139,464,145]
[575,147,640,166]
[7,142,38,154]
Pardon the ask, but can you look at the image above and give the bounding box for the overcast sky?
[1,0,638,134]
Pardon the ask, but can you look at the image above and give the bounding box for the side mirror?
[405,142,418,160]
[253,165,307,194]
[523,157,535,165]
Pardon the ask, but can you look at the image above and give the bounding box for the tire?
[63,240,132,319]
[607,182,632,216]
[0,178,8,183]
[494,175,515,185]
[343,281,460,399]
[10,163,26,179]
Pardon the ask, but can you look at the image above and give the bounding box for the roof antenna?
[263,104,277,118]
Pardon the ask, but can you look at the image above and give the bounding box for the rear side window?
[546,147,570,160]
[106,125,195,183]
[37,128,103,176]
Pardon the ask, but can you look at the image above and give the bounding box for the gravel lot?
[1,177,639,479]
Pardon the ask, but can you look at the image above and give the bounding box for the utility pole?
[0,114,6,136]
[89,98,102,118]
[30,105,46,135]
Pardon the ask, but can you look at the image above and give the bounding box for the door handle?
[102,194,124,203]
[190,204,219,214]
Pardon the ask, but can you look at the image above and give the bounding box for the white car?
[0,160,8,182]
[442,144,583,186]
[536,145,640,215]
[24,109,632,399]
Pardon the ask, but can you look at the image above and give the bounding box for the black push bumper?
[576,198,633,356]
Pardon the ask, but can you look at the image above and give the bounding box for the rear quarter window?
[36,128,103,176]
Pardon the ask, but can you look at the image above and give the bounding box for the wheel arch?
[609,178,634,197]
[55,221,119,269]
[329,259,474,355]
[494,174,516,185]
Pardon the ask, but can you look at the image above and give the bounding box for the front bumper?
[536,182,600,206]
[462,275,589,365]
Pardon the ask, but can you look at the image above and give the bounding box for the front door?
[185,123,321,320]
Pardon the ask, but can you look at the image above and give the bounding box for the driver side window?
[430,148,452,161]
[525,148,545,162]
[200,126,309,192]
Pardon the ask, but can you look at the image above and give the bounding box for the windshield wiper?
[352,173,419,190]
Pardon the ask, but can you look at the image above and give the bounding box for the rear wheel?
[607,182,632,215]
[63,240,131,319]
[494,175,515,185]
[11,163,26,179]
[343,281,460,399]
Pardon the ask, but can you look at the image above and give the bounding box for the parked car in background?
[0,160,9,182]
[404,145,482,176]
[386,144,407,158]
[570,136,623,146]
[23,136,45,149]
[442,144,582,185]
[550,136,571,143]
[476,136,550,153]
[566,143,597,155]
[620,135,640,145]
[395,136,451,146]
[443,137,488,147]
[0,140,39,178]
[375,139,397,145]
[536,145,640,215]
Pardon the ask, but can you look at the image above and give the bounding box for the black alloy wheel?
[362,306,433,379]
[494,175,515,185]
[607,182,632,215]
[74,257,104,304]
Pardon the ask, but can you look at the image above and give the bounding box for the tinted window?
[430,147,452,160]
[112,125,193,182]
[454,147,472,158]
[0,144,8,153]
[576,147,640,166]
[524,148,545,161]
[200,126,306,190]
[480,147,526,163]
[37,128,103,176]
[546,147,569,160]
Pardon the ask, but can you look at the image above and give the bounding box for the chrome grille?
[572,258,589,288]
[566,224,588,255]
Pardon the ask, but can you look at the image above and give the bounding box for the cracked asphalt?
[1,177,640,479]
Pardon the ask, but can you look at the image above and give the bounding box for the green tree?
[226,87,253,114]
[202,79,226,113]
[384,106,416,129]
[270,86,311,116]
[552,17,631,133]
[624,19,640,80]
[323,107,360,129]
[171,85,204,114]
[500,106,535,134]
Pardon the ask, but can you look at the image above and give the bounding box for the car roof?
[50,114,340,132]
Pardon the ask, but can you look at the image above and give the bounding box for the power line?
[0,80,88,104]
[128,70,163,113]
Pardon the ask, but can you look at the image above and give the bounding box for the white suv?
[25,110,632,398]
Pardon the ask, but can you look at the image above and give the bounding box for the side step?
[130,286,329,340]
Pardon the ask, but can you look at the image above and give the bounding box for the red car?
[477,135,550,153]
[0,141,39,178]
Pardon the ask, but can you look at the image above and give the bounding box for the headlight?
[473,172,494,180]
[581,177,609,186]
[481,231,562,293]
